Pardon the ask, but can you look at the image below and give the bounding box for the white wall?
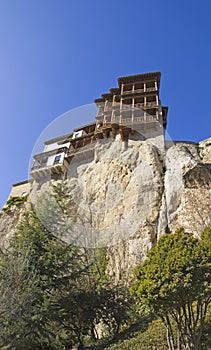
[9,182,31,198]
[44,141,70,152]
[46,152,65,167]
[72,130,84,139]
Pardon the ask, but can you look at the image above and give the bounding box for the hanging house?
[30,72,168,181]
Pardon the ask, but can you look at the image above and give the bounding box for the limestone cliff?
[0,137,210,281]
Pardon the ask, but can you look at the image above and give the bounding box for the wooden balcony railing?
[97,101,158,116]
[106,115,158,125]
[122,87,157,95]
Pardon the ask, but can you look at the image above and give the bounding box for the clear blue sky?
[0,0,210,209]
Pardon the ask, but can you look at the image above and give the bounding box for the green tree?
[74,246,131,342]
[0,207,84,349]
[0,179,132,349]
[132,228,211,350]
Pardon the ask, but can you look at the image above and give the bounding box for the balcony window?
[72,130,84,139]
[54,155,61,164]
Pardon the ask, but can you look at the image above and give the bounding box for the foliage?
[201,226,211,256]
[132,228,211,350]
[84,246,109,289]
[2,195,28,213]
[0,207,84,349]
[5,182,211,349]
[107,319,168,350]
[77,245,131,341]
[0,182,132,349]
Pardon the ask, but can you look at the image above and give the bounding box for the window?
[54,155,61,164]
[72,130,84,139]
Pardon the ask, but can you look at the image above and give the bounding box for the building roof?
[94,72,162,103]
[44,133,72,145]
[12,179,32,187]
[118,72,161,87]
[74,122,96,132]
[94,98,105,103]
[101,93,113,100]
[110,88,120,94]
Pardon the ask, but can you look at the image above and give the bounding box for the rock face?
[0,205,26,249]
[0,137,210,281]
[158,139,211,240]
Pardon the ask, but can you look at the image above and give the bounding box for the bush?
[107,319,167,350]
[2,195,28,213]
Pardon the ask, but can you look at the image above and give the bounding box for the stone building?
[1,72,210,274]
[30,72,168,182]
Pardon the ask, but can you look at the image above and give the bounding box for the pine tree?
[0,207,84,349]
[132,228,211,350]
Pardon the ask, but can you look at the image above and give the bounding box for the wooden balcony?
[120,115,158,125]
[30,147,69,181]
[122,88,144,95]
[122,87,157,95]
[97,101,158,117]
[30,159,69,181]
[97,114,159,130]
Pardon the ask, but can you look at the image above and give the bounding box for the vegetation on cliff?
[0,206,130,349]
[132,228,211,350]
[0,183,210,349]
[2,195,28,214]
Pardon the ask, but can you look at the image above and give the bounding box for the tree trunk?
[177,329,182,350]
[161,315,175,350]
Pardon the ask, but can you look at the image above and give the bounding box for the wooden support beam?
[111,125,118,137]
[103,130,109,139]
[119,127,130,141]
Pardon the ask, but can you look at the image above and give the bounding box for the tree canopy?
[0,202,130,349]
[132,228,211,350]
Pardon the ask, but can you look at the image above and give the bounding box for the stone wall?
[0,137,210,281]
[9,180,31,198]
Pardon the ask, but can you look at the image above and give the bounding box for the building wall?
[44,141,70,153]
[9,181,31,198]
[46,152,65,167]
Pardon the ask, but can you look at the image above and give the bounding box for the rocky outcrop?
[0,205,26,249]
[0,137,210,281]
[158,139,211,240]
[199,138,211,164]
